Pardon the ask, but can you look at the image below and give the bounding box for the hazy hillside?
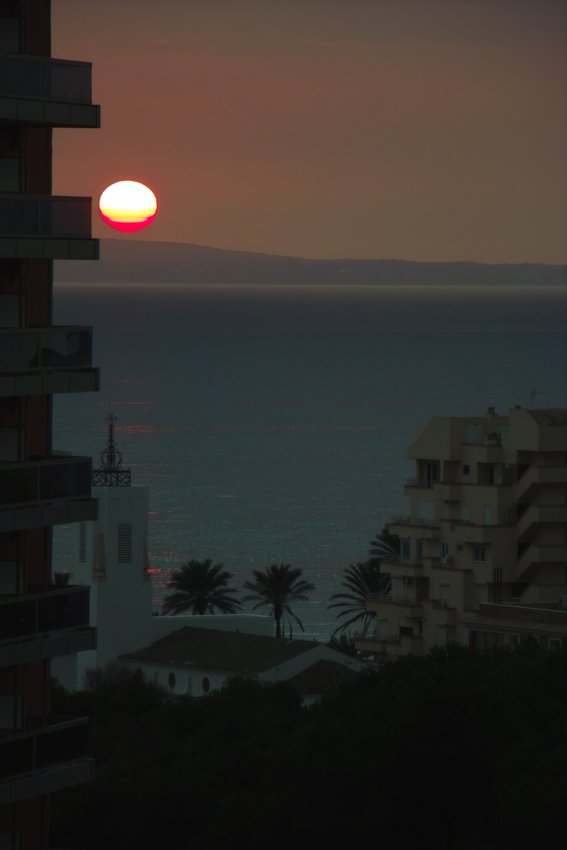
[55,239,567,285]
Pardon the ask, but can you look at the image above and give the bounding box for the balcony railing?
[404,478,434,488]
[367,593,423,609]
[0,327,93,373]
[391,515,440,529]
[0,586,90,643]
[0,455,92,509]
[0,195,92,239]
[0,55,94,104]
[0,717,89,781]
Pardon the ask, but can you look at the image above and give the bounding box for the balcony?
[0,455,96,533]
[435,482,461,502]
[428,555,455,569]
[0,716,93,805]
[461,442,503,464]
[515,466,567,500]
[517,504,567,541]
[0,326,98,396]
[404,478,435,495]
[428,599,458,626]
[354,631,400,654]
[0,55,100,127]
[517,545,567,578]
[390,516,441,539]
[354,631,423,657]
[0,194,97,261]
[384,559,423,578]
[366,593,423,617]
[0,585,95,667]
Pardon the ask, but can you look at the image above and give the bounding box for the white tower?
[53,414,154,689]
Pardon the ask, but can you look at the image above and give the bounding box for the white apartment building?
[356,407,567,660]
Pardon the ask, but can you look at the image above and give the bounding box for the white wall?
[53,483,154,690]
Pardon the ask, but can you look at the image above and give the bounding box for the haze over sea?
[53,283,567,641]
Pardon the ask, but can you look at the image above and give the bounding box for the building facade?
[356,407,567,660]
[52,415,277,690]
[0,2,99,847]
[120,625,368,702]
[52,415,155,691]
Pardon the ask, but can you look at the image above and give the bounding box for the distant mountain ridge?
[55,239,567,285]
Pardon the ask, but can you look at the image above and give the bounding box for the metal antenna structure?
[529,389,547,408]
[92,413,131,486]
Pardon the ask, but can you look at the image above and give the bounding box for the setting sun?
[98,180,158,232]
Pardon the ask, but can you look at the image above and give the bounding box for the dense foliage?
[51,646,567,850]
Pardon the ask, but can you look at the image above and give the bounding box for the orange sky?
[52,0,567,263]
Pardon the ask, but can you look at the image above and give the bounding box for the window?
[168,672,176,689]
[416,539,423,560]
[117,522,132,563]
[462,464,470,475]
[473,544,486,562]
[424,460,440,484]
[457,544,464,553]
[400,538,410,561]
[440,543,449,563]
[460,504,471,522]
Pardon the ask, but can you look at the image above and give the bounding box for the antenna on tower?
[92,413,131,486]
[529,389,547,408]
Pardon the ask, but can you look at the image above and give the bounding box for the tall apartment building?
[357,407,567,661]
[0,2,99,847]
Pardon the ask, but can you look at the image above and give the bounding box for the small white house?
[120,626,368,700]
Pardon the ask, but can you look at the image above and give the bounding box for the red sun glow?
[98,180,158,232]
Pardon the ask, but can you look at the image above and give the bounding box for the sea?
[52,282,567,641]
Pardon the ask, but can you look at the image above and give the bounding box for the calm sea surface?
[53,284,567,640]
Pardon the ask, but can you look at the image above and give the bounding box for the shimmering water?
[53,283,567,640]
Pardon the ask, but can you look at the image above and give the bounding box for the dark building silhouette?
[0,2,99,846]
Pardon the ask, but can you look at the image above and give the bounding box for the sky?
[52,0,567,263]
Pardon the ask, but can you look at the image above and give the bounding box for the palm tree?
[162,559,241,615]
[327,526,400,638]
[328,559,390,637]
[242,564,315,638]
[368,525,400,563]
